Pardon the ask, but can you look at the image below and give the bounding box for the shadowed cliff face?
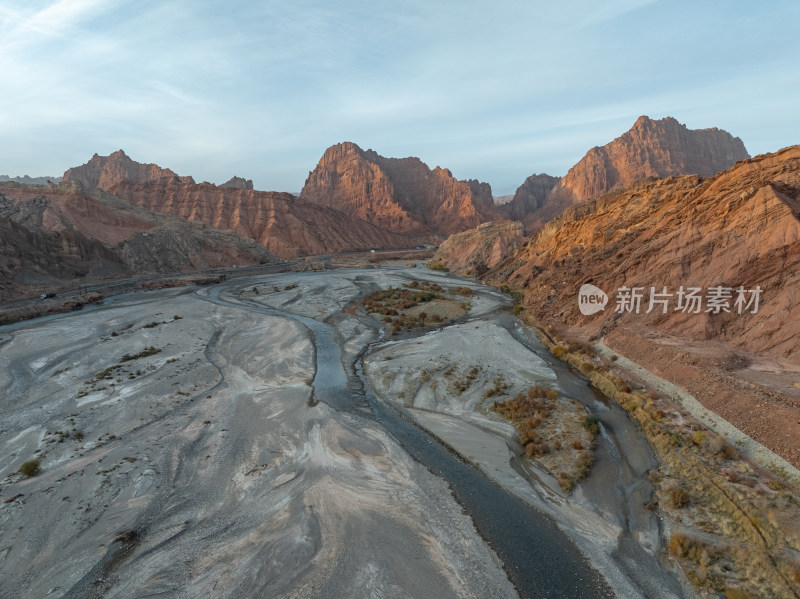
[109,177,417,259]
[432,221,526,276]
[0,182,275,297]
[487,145,800,361]
[504,116,750,233]
[300,142,501,235]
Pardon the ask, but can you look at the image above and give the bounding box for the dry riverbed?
[0,282,514,598]
[1,266,688,598]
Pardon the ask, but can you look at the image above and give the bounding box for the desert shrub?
[120,346,160,362]
[572,440,583,450]
[578,361,595,375]
[667,486,690,509]
[575,450,593,474]
[721,442,739,460]
[19,459,41,477]
[551,345,566,359]
[525,442,550,457]
[668,533,686,557]
[582,415,600,436]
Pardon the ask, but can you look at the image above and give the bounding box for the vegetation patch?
[361,281,469,334]
[427,261,449,272]
[490,385,598,492]
[18,459,41,477]
[535,328,800,597]
[120,346,160,362]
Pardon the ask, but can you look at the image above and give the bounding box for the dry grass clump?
[451,366,479,394]
[362,282,470,334]
[120,346,160,362]
[427,261,449,272]
[483,374,510,398]
[18,459,41,477]
[490,385,599,492]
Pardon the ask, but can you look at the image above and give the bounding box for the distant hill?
[0,175,61,185]
[0,180,276,299]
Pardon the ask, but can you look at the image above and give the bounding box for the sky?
[1,1,798,195]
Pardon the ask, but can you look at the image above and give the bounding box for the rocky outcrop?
[433,221,525,276]
[0,181,276,299]
[220,176,254,190]
[300,142,500,235]
[504,116,750,233]
[109,177,417,259]
[487,145,800,361]
[61,150,195,190]
[502,174,559,224]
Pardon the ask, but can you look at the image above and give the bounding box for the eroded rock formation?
[432,221,526,276]
[0,181,275,297]
[300,142,500,235]
[504,116,750,232]
[61,150,195,190]
[109,177,416,259]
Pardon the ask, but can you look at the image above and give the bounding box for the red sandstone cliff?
[61,150,195,189]
[300,142,500,235]
[504,116,750,232]
[109,177,416,259]
[486,146,800,466]
[0,181,276,298]
[432,221,526,276]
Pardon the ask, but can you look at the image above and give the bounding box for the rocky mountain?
[0,175,61,185]
[504,116,750,232]
[300,142,500,235]
[220,176,254,190]
[0,181,275,299]
[109,177,416,259]
[485,146,800,463]
[432,221,525,276]
[61,150,195,190]
[502,173,560,225]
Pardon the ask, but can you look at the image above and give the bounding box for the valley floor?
[0,266,689,598]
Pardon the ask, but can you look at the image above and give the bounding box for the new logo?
[578,284,608,315]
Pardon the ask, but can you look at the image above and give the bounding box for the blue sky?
[1,1,798,195]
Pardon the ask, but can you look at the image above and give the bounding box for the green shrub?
[582,415,600,436]
[19,459,41,477]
